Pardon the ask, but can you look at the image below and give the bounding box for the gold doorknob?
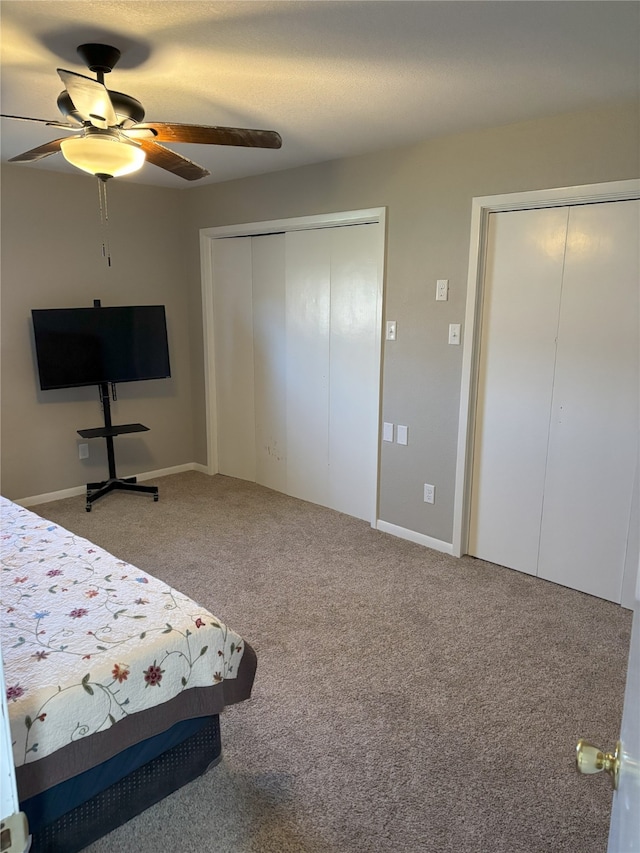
[576,739,620,789]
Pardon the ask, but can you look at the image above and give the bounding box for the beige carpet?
[35,471,631,853]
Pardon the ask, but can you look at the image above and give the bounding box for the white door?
[284,228,332,508]
[469,200,639,602]
[211,236,256,482]
[253,233,287,495]
[607,560,640,850]
[327,225,380,520]
[468,207,567,575]
[537,201,639,599]
[212,222,381,522]
[285,226,380,520]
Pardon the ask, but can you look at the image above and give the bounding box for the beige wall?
[184,101,639,543]
[0,167,193,499]
[1,101,638,544]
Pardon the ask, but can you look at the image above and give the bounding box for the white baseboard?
[135,462,209,482]
[376,519,454,555]
[16,463,210,508]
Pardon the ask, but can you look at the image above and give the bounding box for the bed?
[0,495,257,852]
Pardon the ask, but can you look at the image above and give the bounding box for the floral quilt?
[0,496,245,769]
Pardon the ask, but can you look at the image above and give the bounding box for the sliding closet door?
[328,225,380,520]
[212,221,381,523]
[285,224,380,519]
[537,200,639,601]
[212,237,256,481]
[285,229,331,507]
[252,234,287,494]
[468,207,567,574]
[469,199,638,602]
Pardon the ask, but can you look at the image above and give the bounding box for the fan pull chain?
[97,177,112,267]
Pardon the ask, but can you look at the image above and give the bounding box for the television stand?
[77,384,159,512]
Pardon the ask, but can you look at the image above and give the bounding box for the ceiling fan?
[1,42,282,181]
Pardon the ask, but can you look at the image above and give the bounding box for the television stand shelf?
[78,423,149,440]
[78,386,159,512]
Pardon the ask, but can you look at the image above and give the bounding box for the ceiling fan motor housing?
[57,90,145,127]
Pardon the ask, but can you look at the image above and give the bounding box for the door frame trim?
[199,207,387,527]
[452,179,640,558]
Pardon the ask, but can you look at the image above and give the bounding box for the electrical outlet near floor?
[423,484,435,504]
[78,443,89,460]
[0,813,30,853]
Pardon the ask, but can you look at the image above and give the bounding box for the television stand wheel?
[86,503,92,512]
[154,493,159,501]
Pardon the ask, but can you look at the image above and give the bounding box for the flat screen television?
[32,305,171,391]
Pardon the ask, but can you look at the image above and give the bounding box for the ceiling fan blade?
[138,139,210,181]
[0,113,80,130]
[57,69,118,128]
[131,122,282,149]
[8,138,66,163]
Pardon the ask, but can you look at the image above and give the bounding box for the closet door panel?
[285,229,331,507]
[252,234,287,493]
[328,224,380,520]
[468,208,567,573]
[537,200,639,601]
[212,237,256,481]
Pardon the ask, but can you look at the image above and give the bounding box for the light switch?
[436,279,449,301]
[383,422,394,442]
[386,320,397,341]
[397,425,408,445]
[448,323,461,345]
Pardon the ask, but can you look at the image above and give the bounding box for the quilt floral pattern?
[0,497,245,768]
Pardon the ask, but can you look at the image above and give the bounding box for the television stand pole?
[78,382,159,512]
[101,382,117,480]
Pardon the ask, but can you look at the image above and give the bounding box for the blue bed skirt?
[21,714,221,853]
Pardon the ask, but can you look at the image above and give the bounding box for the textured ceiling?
[1,1,638,188]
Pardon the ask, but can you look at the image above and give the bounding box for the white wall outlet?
[386,320,397,341]
[383,422,394,442]
[448,323,461,345]
[397,424,408,445]
[436,279,449,301]
[424,483,435,504]
[78,443,89,460]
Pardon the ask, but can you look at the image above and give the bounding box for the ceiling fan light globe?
[60,135,145,178]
